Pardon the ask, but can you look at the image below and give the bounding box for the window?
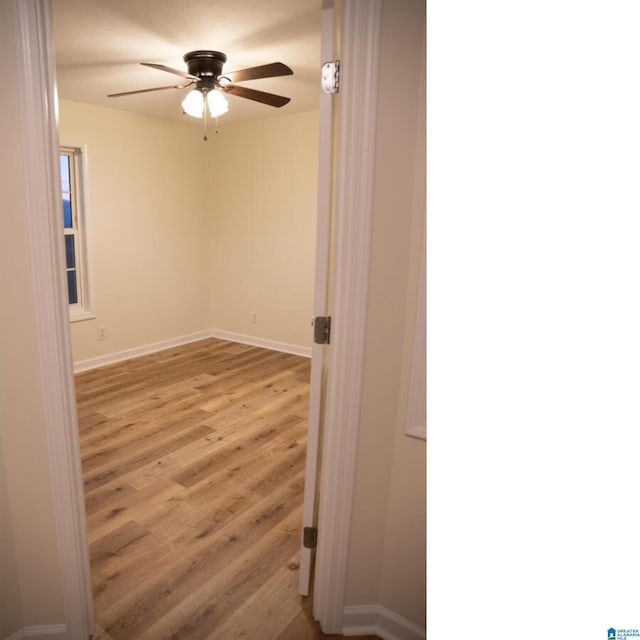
[59,146,92,320]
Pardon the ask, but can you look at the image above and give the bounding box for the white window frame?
[59,145,93,321]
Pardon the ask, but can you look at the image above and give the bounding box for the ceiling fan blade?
[108,83,193,98]
[141,62,198,81]
[222,62,293,83]
[223,84,290,107]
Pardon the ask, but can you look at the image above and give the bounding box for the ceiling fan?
[108,50,293,139]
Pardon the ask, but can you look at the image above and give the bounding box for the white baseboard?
[342,605,425,640]
[72,330,212,373]
[5,625,67,640]
[209,329,311,358]
[72,329,311,373]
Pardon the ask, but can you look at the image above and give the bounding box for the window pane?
[67,270,78,305]
[63,196,73,228]
[59,147,89,315]
[64,235,76,269]
[60,154,70,192]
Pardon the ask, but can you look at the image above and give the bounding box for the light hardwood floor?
[76,338,378,640]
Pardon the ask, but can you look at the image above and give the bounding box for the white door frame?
[312,0,382,633]
[15,0,381,635]
[13,1,94,638]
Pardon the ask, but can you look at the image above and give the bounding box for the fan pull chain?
[203,103,208,142]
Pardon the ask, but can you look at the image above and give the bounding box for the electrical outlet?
[98,326,106,340]
[250,313,258,324]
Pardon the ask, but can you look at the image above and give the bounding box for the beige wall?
[0,2,65,633]
[59,100,211,363]
[59,101,318,364]
[345,0,426,628]
[208,111,319,349]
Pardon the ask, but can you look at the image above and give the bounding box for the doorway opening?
[51,4,328,636]
[15,0,381,636]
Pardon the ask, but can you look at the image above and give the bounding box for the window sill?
[70,310,95,323]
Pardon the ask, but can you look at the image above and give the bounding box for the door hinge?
[321,60,340,94]
[313,316,331,345]
[303,526,318,549]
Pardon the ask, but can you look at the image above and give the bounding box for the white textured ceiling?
[51,0,322,127]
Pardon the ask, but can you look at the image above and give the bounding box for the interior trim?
[208,329,311,358]
[15,0,94,636]
[72,329,310,373]
[5,625,67,640]
[312,0,383,632]
[73,330,213,372]
[342,605,426,640]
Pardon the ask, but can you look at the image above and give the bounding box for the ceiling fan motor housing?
[184,50,227,79]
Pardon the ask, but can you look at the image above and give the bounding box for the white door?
[298,1,339,596]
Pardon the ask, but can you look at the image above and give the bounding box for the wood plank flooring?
[76,338,378,640]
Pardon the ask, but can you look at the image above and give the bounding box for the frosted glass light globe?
[181,90,204,118]
[207,90,229,117]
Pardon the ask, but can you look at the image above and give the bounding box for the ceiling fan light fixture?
[207,90,229,117]
[181,88,229,118]
[181,89,204,117]
[109,50,293,131]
